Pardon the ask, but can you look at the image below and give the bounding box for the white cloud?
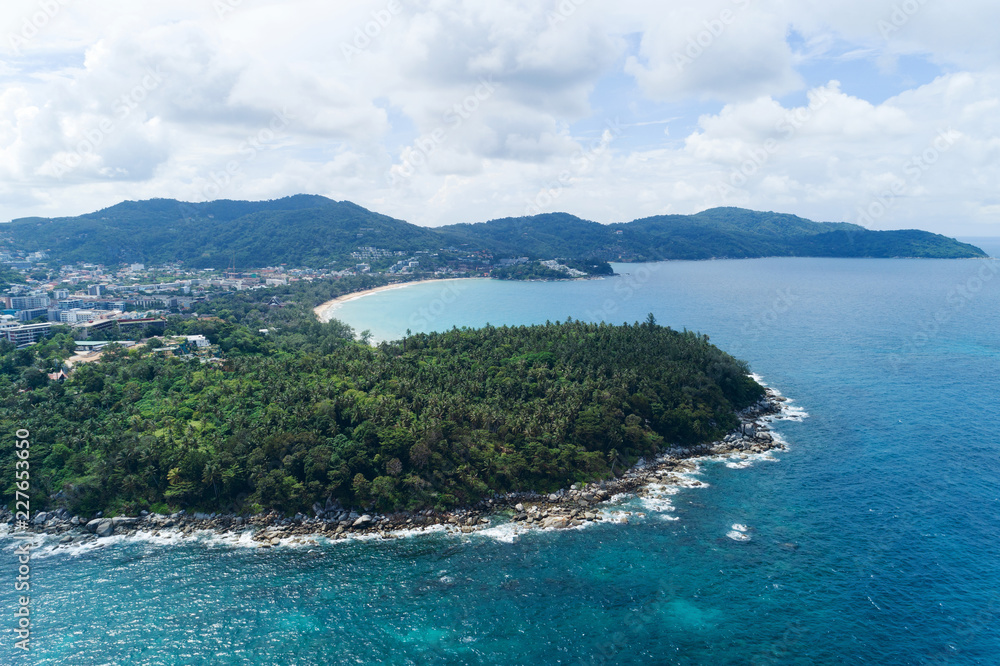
[0,0,996,235]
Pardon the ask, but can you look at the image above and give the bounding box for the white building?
[59,309,100,324]
[184,335,210,348]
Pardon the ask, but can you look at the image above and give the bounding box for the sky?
[0,0,999,236]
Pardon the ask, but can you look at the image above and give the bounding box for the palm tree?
[202,461,222,500]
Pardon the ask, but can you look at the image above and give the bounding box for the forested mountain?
[3,195,440,268]
[2,196,985,267]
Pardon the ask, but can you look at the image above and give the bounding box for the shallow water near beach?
[4,255,1000,664]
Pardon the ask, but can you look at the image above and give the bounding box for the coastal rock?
[95,520,114,538]
[353,515,372,528]
[541,516,570,529]
[70,516,81,526]
[515,503,524,512]
[33,512,49,525]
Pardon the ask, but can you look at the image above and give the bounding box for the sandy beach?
[313,277,472,322]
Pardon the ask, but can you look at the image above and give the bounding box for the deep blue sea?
[5,248,1000,664]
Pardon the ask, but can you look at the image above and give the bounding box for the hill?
[1,197,986,267]
[0,318,764,514]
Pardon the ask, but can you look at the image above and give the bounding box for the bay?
[4,254,1000,664]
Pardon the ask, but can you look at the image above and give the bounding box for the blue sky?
[0,0,998,235]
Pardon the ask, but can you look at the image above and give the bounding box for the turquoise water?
[5,254,1000,664]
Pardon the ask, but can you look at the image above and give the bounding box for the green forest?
[3,196,985,268]
[0,306,763,517]
[0,265,25,290]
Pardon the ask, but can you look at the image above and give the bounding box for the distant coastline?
[313,277,470,322]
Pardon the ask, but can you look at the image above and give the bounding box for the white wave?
[474,522,523,543]
[639,496,676,513]
[727,530,751,542]
[731,523,749,532]
[662,470,708,489]
[776,403,809,421]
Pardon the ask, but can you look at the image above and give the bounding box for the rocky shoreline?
[4,389,791,549]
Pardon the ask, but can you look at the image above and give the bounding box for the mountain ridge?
[1,195,987,267]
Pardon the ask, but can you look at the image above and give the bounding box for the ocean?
[4,250,1000,664]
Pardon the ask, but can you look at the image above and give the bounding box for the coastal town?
[0,243,601,351]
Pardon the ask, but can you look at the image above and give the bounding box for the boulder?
[541,516,570,529]
[70,516,81,526]
[95,520,114,538]
[112,517,138,527]
[515,503,524,512]
[33,512,49,525]
[353,514,372,528]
